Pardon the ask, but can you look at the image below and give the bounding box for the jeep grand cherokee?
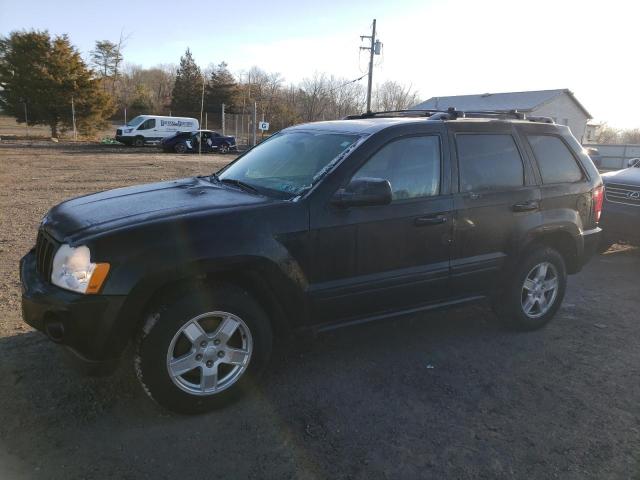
[20,109,603,413]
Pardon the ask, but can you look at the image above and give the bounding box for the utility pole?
[360,19,382,114]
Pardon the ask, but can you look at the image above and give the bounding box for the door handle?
[414,215,448,227]
[512,201,539,212]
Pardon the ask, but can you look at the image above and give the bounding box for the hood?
[601,167,640,185]
[43,177,272,241]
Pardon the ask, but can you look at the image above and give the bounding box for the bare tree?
[373,81,421,111]
[593,124,621,144]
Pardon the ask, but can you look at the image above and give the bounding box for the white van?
[115,115,199,146]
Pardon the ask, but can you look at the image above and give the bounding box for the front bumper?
[115,135,133,145]
[20,250,127,373]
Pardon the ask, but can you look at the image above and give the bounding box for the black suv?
[20,110,603,413]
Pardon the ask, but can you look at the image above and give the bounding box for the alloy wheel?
[166,311,253,396]
[521,261,559,318]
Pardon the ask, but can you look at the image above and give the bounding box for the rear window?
[456,134,524,192]
[527,135,583,184]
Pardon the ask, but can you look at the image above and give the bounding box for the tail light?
[592,185,604,223]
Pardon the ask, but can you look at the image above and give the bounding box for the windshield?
[126,116,145,127]
[217,130,361,197]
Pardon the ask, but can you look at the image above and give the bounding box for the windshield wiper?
[218,177,260,194]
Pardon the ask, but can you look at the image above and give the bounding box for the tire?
[494,246,567,331]
[218,143,230,154]
[174,143,187,154]
[133,137,145,147]
[134,283,273,414]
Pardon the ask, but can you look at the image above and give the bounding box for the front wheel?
[174,143,188,154]
[133,136,145,147]
[218,143,230,154]
[494,246,567,331]
[134,284,273,414]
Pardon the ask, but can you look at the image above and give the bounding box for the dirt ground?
[0,141,639,479]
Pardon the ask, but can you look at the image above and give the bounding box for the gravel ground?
[0,141,639,479]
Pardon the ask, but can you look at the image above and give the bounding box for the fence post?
[234,115,238,142]
[252,102,257,146]
[24,102,29,138]
[205,112,208,130]
[221,103,225,136]
[71,96,77,140]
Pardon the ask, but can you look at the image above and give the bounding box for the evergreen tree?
[204,62,239,113]
[170,48,203,114]
[0,30,113,137]
[90,40,123,79]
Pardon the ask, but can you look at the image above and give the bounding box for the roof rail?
[343,108,555,124]
[343,109,438,120]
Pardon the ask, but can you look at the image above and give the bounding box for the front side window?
[218,130,362,197]
[138,119,156,130]
[352,136,441,200]
[527,135,583,184]
[456,134,524,192]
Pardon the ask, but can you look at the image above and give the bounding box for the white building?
[413,89,592,141]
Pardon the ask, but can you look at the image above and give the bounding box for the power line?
[324,73,368,95]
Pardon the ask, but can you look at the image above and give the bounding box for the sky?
[2,0,639,128]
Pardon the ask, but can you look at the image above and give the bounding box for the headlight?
[125,128,133,133]
[51,244,110,294]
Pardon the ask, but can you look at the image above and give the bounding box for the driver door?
[308,129,453,325]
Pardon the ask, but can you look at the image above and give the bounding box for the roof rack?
[343,108,554,124]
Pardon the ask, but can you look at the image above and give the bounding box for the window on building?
[456,134,524,192]
[527,135,583,184]
[353,136,441,200]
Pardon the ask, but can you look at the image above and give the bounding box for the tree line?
[589,124,640,145]
[0,30,421,138]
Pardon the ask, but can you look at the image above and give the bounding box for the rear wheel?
[174,143,187,154]
[494,246,567,331]
[133,136,145,147]
[134,284,273,414]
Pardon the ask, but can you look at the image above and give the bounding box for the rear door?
[518,128,593,232]
[449,122,541,295]
[308,124,454,324]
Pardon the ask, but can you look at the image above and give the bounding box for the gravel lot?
[0,141,639,479]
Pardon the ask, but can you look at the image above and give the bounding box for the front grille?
[116,129,122,136]
[605,183,640,207]
[35,230,59,281]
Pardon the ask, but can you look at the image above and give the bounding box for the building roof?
[413,89,592,118]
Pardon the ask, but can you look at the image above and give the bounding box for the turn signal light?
[86,263,110,294]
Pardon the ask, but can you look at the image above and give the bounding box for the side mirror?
[627,158,640,168]
[331,177,392,208]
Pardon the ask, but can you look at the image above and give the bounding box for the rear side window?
[527,135,583,184]
[456,134,524,192]
[353,135,441,200]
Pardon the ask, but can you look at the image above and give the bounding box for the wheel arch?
[521,227,581,274]
[110,257,303,357]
